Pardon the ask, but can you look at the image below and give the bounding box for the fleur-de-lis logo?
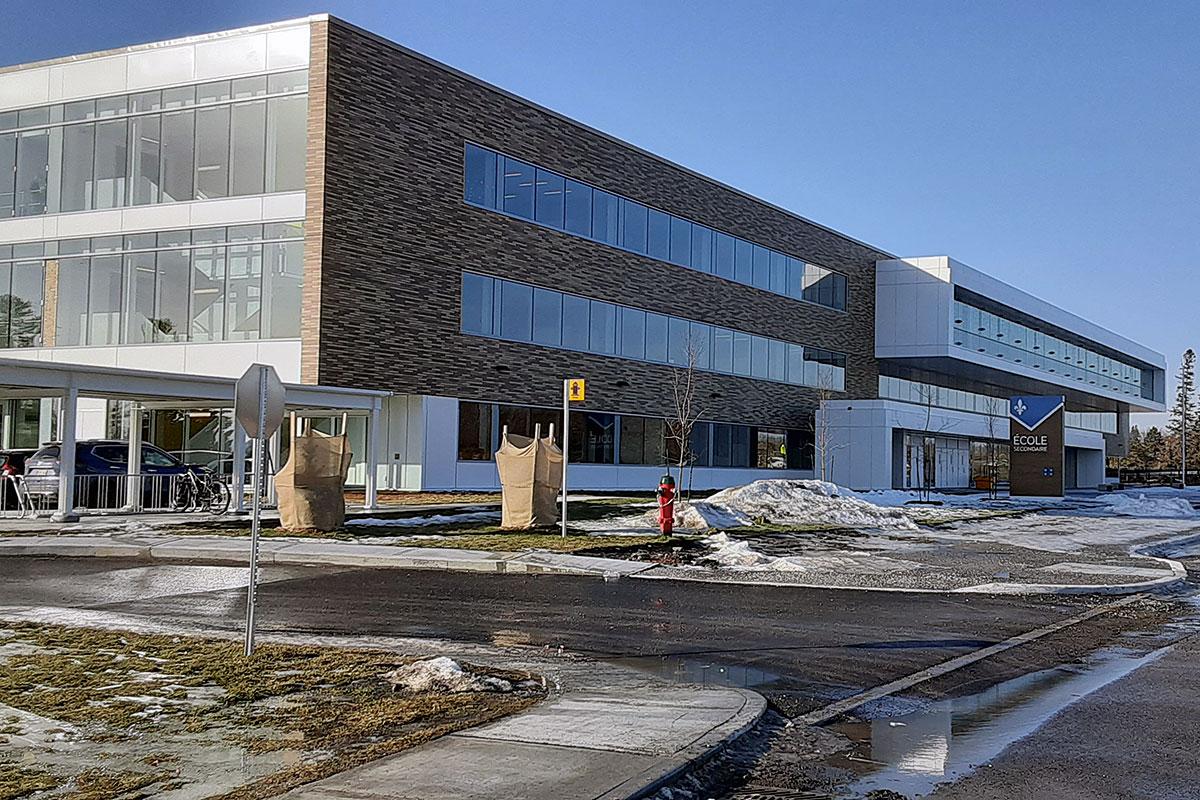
[1013,399,1028,416]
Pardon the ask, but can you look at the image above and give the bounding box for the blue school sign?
[1009,396,1064,497]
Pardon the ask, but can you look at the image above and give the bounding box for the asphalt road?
[0,557,1120,707]
[0,557,1187,799]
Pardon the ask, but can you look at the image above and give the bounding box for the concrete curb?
[0,535,655,580]
[629,561,1186,595]
[599,688,768,800]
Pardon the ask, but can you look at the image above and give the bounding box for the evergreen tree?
[1126,425,1145,470]
[1168,349,1196,481]
[1143,426,1168,470]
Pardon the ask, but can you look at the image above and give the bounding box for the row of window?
[0,222,304,350]
[461,272,847,390]
[457,400,814,470]
[878,375,1118,434]
[0,70,307,218]
[953,301,1153,400]
[464,144,849,311]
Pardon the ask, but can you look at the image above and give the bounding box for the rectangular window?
[564,179,591,236]
[752,245,771,289]
[768,339,787,382]
[712,326,733,373]
[770,252,788,295]
[92,120,127,209]
[190,246,225,341]
[751,335,769,379]
[160,111,195,203]
[645,312,668,363]
[557,294,587,350]
[618,306,646,360]
[591,190,619,244]
[787,257,804,300]
[787,343,805,385]
[56,257,88,346]
[666,217,693,268]
[691,321,711,370]
[690,225,712,273]
[534,168,565,228]
[531,287,562,346]
[570,411,616,464]
[732,331,751,376]
[265,94,306,193]
[60,123,95,212]
[87,255,123,346]
[714,232,735,278]
[123,251,157,344]
[734,238,754,284]
[647,208,670,260]
[457,401,493,460]
[14,130,49,216]
[589,300,616,354]
[712,423,733,467]
[7,260,43,347]
[498,280,533,341]
[155,248,191,342]
[262,239,302,340]
[129,115,161,205]
[195,106,230,199]
[690,422,711,467]
[833,273,847,310]
[756,428,787,469]
[501,156,535,218]
[230,100,267,196]
[619,416,646,465]
[0,133,15,216]
[667,316,690,366]
[225,242,263,340]
[620,200,648,253]
[461,273,494,335]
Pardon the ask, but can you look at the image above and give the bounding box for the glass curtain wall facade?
[0,222,303,350]
[464,144,849,311]
[458,400,813,470]
[0,70,307,218]
[462,272,847,391]
[953,300,1153,400]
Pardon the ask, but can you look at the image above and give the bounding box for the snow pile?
[1100,494,1197,519]
[667,480,919,531]
[383,656,512,693]
[347,511,500,527]
[700,532,921,574]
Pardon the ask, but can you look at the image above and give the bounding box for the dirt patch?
[0,623,541,799]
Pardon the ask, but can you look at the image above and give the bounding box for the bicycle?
[171,469,231,515]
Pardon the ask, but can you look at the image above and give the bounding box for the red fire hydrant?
[656,474,676,535]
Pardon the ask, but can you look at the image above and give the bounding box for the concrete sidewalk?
[0,533,653,579]
[283,686,764,800]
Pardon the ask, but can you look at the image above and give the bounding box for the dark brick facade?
[305,18,889,429]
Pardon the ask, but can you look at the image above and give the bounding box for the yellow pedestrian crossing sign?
[567,378,586,402]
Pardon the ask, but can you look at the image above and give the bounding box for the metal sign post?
[561,378,585,539]
[234,364,286,657]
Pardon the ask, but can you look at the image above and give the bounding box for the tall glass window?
[194,106,230,200]
[92,119,127,209]
[14,130,49,216]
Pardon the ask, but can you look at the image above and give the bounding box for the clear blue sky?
[6,0,1197,426]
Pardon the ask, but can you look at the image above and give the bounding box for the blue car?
[23,440,198,510]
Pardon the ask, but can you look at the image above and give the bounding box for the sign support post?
[561,378,586,539]
[235,364,286,658]
[561,379,569,539]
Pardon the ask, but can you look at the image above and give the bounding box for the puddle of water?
[828,643,1173,798]
[619,654,785,689]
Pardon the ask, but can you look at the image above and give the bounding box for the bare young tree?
[909,383,961,502]
[812,367,845,483]
[665,335,705,497]
[983,404,1003,500]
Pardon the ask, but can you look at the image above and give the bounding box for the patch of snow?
[346,511,500,528]
[699,532,921,574]
[673,480,919,531]
[383,656,512,693]
[1097,493,1197,519]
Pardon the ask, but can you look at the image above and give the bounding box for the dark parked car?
[23,440,198,509]
[0,448,37,509]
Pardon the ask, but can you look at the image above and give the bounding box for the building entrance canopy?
[0,357,390,520]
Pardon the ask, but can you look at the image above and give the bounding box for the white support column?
[53,388,79,522]
[1,400,12,449]
[364,402,381,511]
[38,398,54,445]
[231,417,248,515]
[124,404,143,513]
